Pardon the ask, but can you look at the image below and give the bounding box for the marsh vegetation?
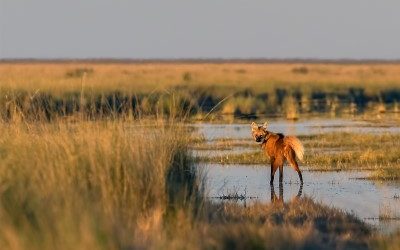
[195,132,400,179]
[0,61,399,249]
[1,62,400,121]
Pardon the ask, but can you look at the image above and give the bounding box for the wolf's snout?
[255,136,263,142]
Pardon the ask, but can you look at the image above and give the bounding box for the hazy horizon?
[1,0,400,60]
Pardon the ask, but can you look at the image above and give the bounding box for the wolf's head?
[251,122,268,143]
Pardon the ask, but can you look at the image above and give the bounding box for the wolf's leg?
[270,167,278,185]
[270,158,278,185]
[275,156,284,183]
[271,157,283,185]
[296,183,303,198]
[287,150,303,184]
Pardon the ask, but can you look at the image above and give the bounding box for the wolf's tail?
[285,136,304,161]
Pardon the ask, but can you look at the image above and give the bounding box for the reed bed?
[1,62,400,120]
[0,119,201,249]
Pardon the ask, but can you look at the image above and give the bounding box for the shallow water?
[192,118,400,141]
[193,118,400,233]
[190,147,255,158]
[198,163,400,234]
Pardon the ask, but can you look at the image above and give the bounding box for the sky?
[1,0,400,59]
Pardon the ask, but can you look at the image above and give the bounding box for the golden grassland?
[1,62,400,121]
[1,62,400,94]
[0,118,202,249]
[0,117,399,249]
[1,62,400,249]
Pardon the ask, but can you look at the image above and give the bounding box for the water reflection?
[200,163,400,233]
[270,183,303,205]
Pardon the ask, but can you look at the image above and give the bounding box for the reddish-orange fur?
[251,122,304,184]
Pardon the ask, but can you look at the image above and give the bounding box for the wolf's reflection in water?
[270,183,303,205]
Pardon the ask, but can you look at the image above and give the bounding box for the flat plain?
[0,61,399,250]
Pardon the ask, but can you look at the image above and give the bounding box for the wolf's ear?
[262,121,268,129]
[251,122,258,130]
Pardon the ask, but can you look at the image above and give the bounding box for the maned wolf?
[251,122,304,184]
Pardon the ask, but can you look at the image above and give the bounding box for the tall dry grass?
[0,118,201,250]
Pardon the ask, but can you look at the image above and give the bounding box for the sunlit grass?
[371,230,400,250]
[2,62,400,94]
[193,197,371,249]
[1,62,400,120]
[0,119,201,249]
[371,168,400,181]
